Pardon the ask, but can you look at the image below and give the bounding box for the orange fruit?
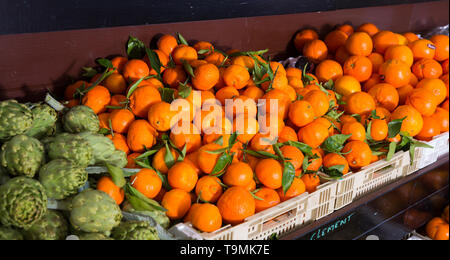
[217,186,255,225]
[131,168,162,199]
[369,119,389,141]
[409,39,436,60]
[104,73,127,94]
[397,84,415,105]
[172,45,198,65]
[303,90,330,117]
[403,32,419,43]
[255,158,283,189]
[223,64,250,90]
[65,80,88,101]
[98,112,111,130]
[430,35,449,61]
[168,161,198,192]
[345,32,373,57]
[123,59,150,82]
[287,76,304,89]
[197,143,224,174]
[341,121,366,142]
[345,91,376,116]
[280,145,304,170]
[368,83,400,112]
[315,59,343,82]
[195,176,223,203]
[431,107,449,133]
[278,126,299,143]
[215,86,240,105]
[335,45,351,65]
[337,24,354,36]
[323,153,349,175]
[391,105,424,137]
[294,29,319,52]
[343,55,373,82]
[368,53,385,73]
[109,95,127,111]
[161,189,191,220]
[356,23,379,37]
[144,50,168,75]
[277,178,306,202]
[425,217,449,240]
[110,56,128,74]
[126,153,141,169]
[223,162,254,187]
[170,123,202,154]
[225,95,257,119]
[232,55,255,70]
[81,85,111,114]
[193,41,214,55]
[442,59,449,74]
[191,203,222,233]
[249,133,275,154]
[254,188,281,213]
[415,116,440,141]
[109,108,135,134]
[372,31,399,54]
[305,149,323,172]
[324,30,349,53]
[412,58,443,80]
[379,59,412,88]
[416,78,447,105]
[301,174,321,193]
[233,114,259,143]
[97,176,125,205]
[242,85,264,101]
[384,45,414,67]
[127,120,157,152]
[107,133,130,155]
[442,99,450,111]
[162,65,188,88]
[192,63,220,91]
[157,34,178,57]
[405,88,438,116]
[152,147,179,174]
[297,121,329,149]
[147,101,177,132]
[288,100,315,127]
[129,85,162,118]
[342,140,372,169]
[303,39,328,63]
[334,75,362,96]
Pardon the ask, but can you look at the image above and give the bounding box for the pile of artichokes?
[0,99,162,240]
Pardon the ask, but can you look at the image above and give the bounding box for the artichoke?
[70,189,122,233]
[22,210,68,240]
[24,103,58,139]
[77,232,113,240]
[0,167,9,185]
[0,100,33,142]
[63,105,100,134]
[0,226,24,240]
[0,135,45,178]
[0,177,47,229]
[79,132,127,167]
[112,221,159,240]
[47,133,93,167]
[39,159,88,200]
[122,202,170,229]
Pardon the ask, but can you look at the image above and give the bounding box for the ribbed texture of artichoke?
[78,132,127,167]
[39,159,88,200]
[0,135,45,178]
[24,103,58,139]
[0,100,33,142]
[22,210,68,240]
[47,133,93,167]
[0,226,24,240]
[63,105,100,134]
[112,221,160,240]
[77,232,113,240]
[122,202,170,229]
[0,177,47,229]
[70,189,122,233]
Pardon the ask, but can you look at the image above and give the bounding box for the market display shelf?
[280,154,449,240]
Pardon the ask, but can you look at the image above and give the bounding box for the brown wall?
[0,0,448,102]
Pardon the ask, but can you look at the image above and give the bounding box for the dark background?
[0,0,439,35]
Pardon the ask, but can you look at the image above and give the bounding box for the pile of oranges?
[62,23,449,234]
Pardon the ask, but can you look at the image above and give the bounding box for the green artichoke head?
[112,221,159,240]
[39,159,88,200]
[0,226,24,240]
[0,177,47,229]
[47,133,93,167]
[0,135,45,178]
[0,100,33,142]
[70,189,122,233]
[78,132,118,166]
[22,210,68,240]
[76,232,113,240]
[122,202,170,229]
[63,105,100,134]
[24,103,58,139]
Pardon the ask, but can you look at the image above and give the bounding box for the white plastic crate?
[334,151,409,210]
[171,192,309,240]
[305,181,337,222]
[404,131,449,176]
